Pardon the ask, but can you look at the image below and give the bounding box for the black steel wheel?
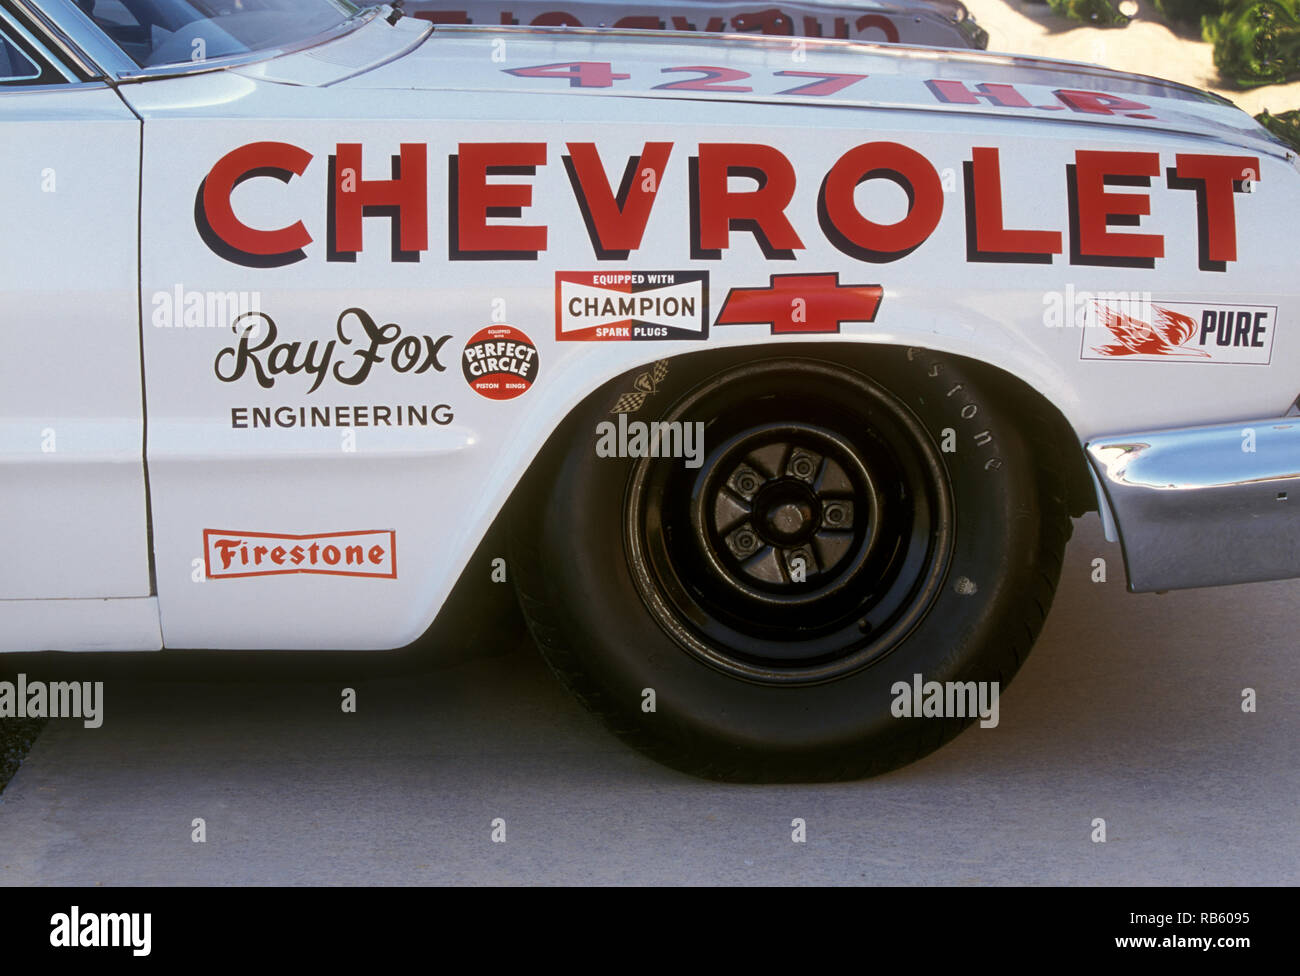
[626,359,952,684]
[511,345,1070,781]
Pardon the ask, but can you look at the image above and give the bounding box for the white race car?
[2,0,1296,780]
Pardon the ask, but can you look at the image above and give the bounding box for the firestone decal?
[463,325,539,399]
[556,271,709,340]
[203,529,398,579]
[1081,299,1276,364]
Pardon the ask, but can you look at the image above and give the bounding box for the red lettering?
[200,141,313,263]
[926,80,1031,108]
[453,143,547,257]
[1169,153,1257,269]
[655,66,752,92]
[214,539,239,570]
[855,13,900,42]
[564,142,672,257]
[530,12,581,26]
[967,147,1061,260]
[506,60,629,88]
[613,16,663,29]
[1054,89,1153,117]
[695,144,804,256]
[331,143,427,258]
[774,71,868,97]
[730,9,794,34]
[819,142,943,261]
[1072,150,1164,264]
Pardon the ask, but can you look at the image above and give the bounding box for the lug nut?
[730,465,762,499]
[727,527,760,558]
[822,501,852,528]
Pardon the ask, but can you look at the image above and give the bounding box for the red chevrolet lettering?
[564,141,672,256]
[967,147,1062,259]
[331,143,428,258]
[1170,153,1259,266]
[820,141,943,261]
[454,142,548,255]
[695,143,804,255]
[200,141,314,259]
[1072,150,1164,262]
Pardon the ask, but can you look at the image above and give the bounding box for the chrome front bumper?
[1087,416,1300,592]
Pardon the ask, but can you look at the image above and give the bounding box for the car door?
[0,5,151,600]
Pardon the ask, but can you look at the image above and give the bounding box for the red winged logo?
[1090,304,1210,358]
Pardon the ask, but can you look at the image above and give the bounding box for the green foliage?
[1151,0,1225,26]
[1255,108,1300,149]
[1046,0,1131,26]
[1207,0,1300,86]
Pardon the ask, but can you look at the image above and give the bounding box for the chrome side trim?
[1087,418,1300,592]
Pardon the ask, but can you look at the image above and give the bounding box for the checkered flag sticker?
[611,360,670,414]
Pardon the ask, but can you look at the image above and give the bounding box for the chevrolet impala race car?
[384,0,990,49]
[2,0,1298,781]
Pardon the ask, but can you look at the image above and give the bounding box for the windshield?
[83,0,362,69]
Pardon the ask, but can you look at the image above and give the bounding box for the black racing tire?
[510,345,1071,782]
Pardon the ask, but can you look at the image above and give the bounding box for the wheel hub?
[713,444,864,589]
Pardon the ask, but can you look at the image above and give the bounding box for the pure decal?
[556,271,708,340]
[1081,299,1276,364]
[462,325,539,400]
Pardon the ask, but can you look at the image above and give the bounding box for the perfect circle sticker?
[462,325,539,400]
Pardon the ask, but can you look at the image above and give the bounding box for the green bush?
[1151,0,1225,26]
[1256,108,1300,149]
[1046,0,1131,26]
[1207,0,1300,86]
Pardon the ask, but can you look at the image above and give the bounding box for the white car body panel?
[3,10,1298,649]
[0,597,162,652]
[0,84,153,602]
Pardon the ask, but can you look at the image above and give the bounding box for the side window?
[0,32,39,81]
[0,20,67,86]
